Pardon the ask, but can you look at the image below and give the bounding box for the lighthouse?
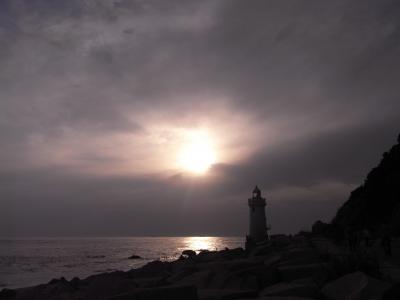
[247,186,268,247]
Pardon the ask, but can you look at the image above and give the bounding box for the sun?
[178,130,216,174]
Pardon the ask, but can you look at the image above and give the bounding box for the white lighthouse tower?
[247,186,268,246]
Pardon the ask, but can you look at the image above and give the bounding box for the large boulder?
[132,276,167,288]
[175,270,214,289]
[222,273,258,290]
[278,263,331,282]
[167,268,198,283]
[0,289,16,299]
[290,277,317,286]
[108,285,198,300]
[280,248,319,265]
[196,259,259,273]
[260,282,320,298]
[240,297,317,300]
[128,260,171,278]
[182,250,197,258]
[321,271,391,300]
[10,277,89,300]
[225,265,280,289]
[310,238,347,256]
[195,251,224,263]
[74,272,138,300]
[269,235,293,247]
[170,257,197,273]
[383,283,400,300]
[263,255,282,268]
[197,288,257,300]
[219,248,246,260]
[380,261,400,283]
[249,245,276,257]
[312,220,330,235]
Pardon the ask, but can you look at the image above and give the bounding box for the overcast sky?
[1,0,400,236]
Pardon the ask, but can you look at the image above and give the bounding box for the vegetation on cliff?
[332,134,400,235]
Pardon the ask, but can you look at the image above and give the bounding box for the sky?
[1,0,400,236]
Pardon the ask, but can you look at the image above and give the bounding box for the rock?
[0,288,16,299]
[195,251,224,263]
[321,271,391,300]
[128,254,142,259]
[175,270,214,288]
[48,277,68,285]
[281,248,319,263]
[310,238,346,256]
[240,297,317,300]
[278,263,330,282]
[14,277,77,300]
[220,248,245,260]
[263,255,282,267]
[383,283,400,300]
[182,250,197,257]
[133,276,167,288]
[380,261,400,283]
[128,260,171,278]
[198,288,257,300]
[108,285,198,300]
[269,235,293,247]
[69,277,80,289]
[197,259,259,273]
[260,282,320,298]
[77,272,138,300]
[220,265,276,291]
[170,257,197,273]
[249,245,276,257]
[167,268,198,283]
[238,266,281,288]
[277,257,320,268]
[312,220,330,235]
[290,277,317,286]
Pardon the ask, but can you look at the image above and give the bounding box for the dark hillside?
[332,133,400,235]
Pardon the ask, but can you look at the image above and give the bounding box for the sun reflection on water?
[182,237,220,253]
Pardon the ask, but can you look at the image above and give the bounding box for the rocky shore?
[2,234,400,300]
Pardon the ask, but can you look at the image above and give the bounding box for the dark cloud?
[1,0,400,236]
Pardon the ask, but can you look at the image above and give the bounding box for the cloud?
[1,0,400,235]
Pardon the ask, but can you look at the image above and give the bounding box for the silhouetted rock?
[332,133,400,235]
[321,271,391,300]
[229,265,280,289]
[175,270,214,289]
[278,263,332,282]
[311,220,330,235]
[220,247,245,260]
[128,260,171,278]
[108,285,198,300]
[4,232,396,300]
[182,250,197,258]
[383,283,400,300]
[69,277,80,289]
[197,288,257,300]
[128,254,142,259]
[260,282,320,298]
[0,288,16,299]
[263,255,282,267]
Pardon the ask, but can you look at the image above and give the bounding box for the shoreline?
[2,233,399,300]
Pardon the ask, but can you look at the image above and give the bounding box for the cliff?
[332,133,400,235]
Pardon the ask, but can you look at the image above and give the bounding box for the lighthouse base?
[245,234,269,251]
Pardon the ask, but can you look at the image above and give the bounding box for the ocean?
[0,236,244,289]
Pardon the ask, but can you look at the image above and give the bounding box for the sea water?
[0,236,243,289]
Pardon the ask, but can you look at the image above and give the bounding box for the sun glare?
[178,130,216,174]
